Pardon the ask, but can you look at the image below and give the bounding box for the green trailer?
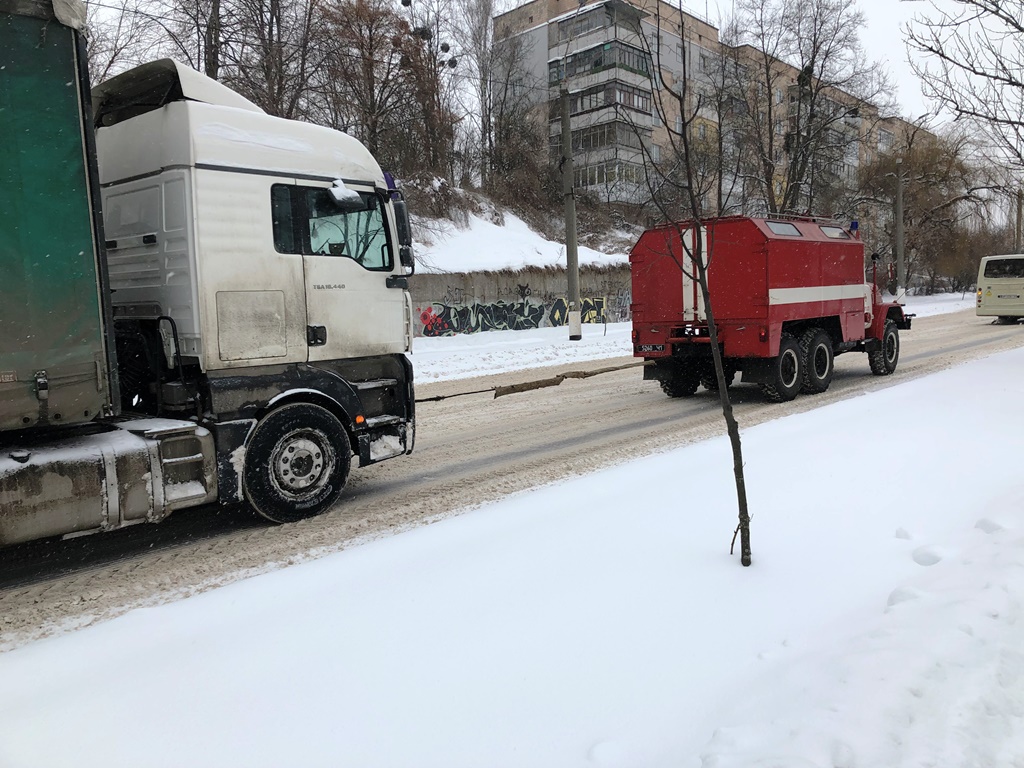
[0,0,115,431]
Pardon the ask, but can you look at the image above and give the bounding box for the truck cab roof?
[92,58,263,128]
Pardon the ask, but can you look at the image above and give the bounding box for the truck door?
[283,183,409,360]
[681,226,708,322]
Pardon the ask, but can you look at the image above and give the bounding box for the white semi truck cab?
[0,5,416,545]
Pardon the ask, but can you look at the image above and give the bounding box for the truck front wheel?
[760,333,803,402]
[869,320,900,376]
[244,403,352,524]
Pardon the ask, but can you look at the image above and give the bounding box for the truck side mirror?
[393,199,413,248]
[399,245,414,271]
[392,198,414,273]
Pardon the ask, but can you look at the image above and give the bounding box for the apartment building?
[494,0,921,213]
[495,0,720,205]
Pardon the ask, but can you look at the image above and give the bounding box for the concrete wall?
[409,265,632,336]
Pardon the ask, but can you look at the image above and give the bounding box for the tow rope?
[415,360,651,403]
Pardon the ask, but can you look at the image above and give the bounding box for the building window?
[548,41,651,84]
[556,7,611,41]
[575,160,644,188]
[549,82,653,119]
[550,121,650,154]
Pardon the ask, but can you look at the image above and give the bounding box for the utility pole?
[894,157,905,298]
[559,86,582,340]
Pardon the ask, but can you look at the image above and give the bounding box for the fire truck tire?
[799,328,834,394]
[660,369,700,397]
[243,403,352,524]
[869,320,900,376]
[700,366,736,391]
[759,333,803,402]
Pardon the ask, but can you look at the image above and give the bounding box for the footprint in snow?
[912,545,944,566]
[887,586,925,609]
[975,518,1005,534]
[895,527,912,540]
[587,740,633,765]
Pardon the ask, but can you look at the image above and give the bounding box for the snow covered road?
[0,307,1018,652]
[0,308,1022,767]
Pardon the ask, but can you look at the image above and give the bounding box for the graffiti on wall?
[546,297,606,327]
[419,300,546,336]
[418,284,611,337]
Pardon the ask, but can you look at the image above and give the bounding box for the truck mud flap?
[210,418,255,504]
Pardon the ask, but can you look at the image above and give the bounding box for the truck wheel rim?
[271,430,333,495]
[813,344,830,378]
[780,349,799,388]
[885,333,897,363]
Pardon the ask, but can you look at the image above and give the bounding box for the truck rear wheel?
[869,320,900,376]
[660,368,700,397]
[243,403,352,524]
[700,365,736,391]
[759,333,803,402]
[799,328,834,394]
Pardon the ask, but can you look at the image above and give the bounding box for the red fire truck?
[630,216,912,402]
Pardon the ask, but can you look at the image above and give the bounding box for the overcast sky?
[695,0,937,122]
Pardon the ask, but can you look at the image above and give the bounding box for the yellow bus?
[977,255,1024,324]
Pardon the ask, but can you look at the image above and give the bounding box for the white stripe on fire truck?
[768,285,866,305]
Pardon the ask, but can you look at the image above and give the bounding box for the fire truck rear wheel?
[799,328,834,394]
[700,366,736,391]
[660,368,700,397]
[869,320,900,376]
[760,333,803,402]
[243,403,352,524]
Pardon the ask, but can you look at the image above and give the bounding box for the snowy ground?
[410,292,978,383]
[1,294,1019,768]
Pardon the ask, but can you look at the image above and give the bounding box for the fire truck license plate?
[636,344,665,353]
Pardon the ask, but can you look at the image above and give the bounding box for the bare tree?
[313,0,411,161]
[621,5,753,566]
[85,0,159,82]
[907,0,1024,168]
[487,30,551,207]
[225,0,327,118]
[154,0,225,79]
[455,0,495,187]
[859,122,995,292]
[732,0,894,214]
